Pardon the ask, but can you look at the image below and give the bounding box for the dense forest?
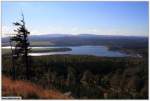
[2,54,148,99]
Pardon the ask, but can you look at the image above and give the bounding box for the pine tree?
[10,13,30,80]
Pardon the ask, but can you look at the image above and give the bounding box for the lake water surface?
[2,45,131,57]
[29,46,130,57]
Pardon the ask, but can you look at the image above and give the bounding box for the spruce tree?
[10,13,30,80]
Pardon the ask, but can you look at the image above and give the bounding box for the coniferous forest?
[2,53,148,99]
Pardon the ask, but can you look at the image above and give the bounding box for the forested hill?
[2,55,148,99]
[2,34,148,46]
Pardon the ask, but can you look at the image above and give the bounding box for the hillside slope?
[2,76,72,99]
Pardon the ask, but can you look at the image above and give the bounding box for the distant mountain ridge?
[29,34,148,38]
[2,34,148,48]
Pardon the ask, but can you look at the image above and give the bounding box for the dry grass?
[2,76,72,99]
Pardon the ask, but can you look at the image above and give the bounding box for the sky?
[2,1,149,37]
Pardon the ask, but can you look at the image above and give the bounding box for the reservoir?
[2,45,130,57]
[3,45,130,57]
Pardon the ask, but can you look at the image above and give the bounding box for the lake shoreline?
[2,45,142,58]
[31,47,72,53]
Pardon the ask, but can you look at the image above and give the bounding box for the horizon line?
[2,33,148,38]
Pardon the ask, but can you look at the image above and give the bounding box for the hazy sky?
[2,1,149,37]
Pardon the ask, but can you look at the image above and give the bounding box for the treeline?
[2,35,148,48]
[2,55,148,99]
